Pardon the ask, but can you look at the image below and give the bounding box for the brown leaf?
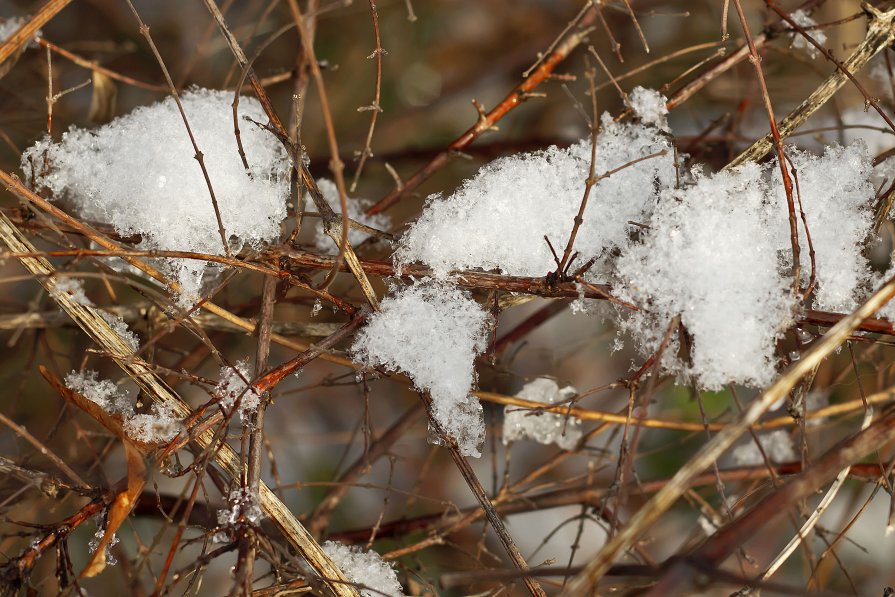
[40,366,165,453]
[81,442,145,578]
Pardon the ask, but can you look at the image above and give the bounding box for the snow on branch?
[351,280,490,457]
[395,87,676,279]
[22,88,290,301]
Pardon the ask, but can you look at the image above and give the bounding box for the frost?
[214,359,261,423]
[213,488,262,543]
[22,88,290,302]
[351,280,490,457]
[54,277,92,306]
[731,430,797,466]
[311,179,391,253]
[122,402,181,444]
[626,86,669,130]
[64,370,130,413]
[98,310,140,351]
[322,541,404,597]
[615,163,797,390]
[503,378,582,450]
[395,100,675,278]
[788,10,825,58]
[88,520,120,567]
[217,488,262,526]
[769,143,875,312]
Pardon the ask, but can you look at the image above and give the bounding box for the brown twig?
[365,5,598,215]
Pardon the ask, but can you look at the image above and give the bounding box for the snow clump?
[53,277,91,306]
[0,16,41,46]
[351,280,490,457]
[65,370,182,443]
[214,359,261,424]
[503,378,582,450]
[615,163,797,390]
[395,87,676,278]
[626,86,669,129]
[22,88,290,302]
[322,541,404,597]
[64,370,131,413]
[769,143,875,312]
[121,402,181,444]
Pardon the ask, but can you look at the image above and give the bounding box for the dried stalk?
[566,269,895,592]
[728,5,895,169]
[0,212,357,595]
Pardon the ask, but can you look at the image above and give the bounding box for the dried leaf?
[80,442,145,578]
[88,71,117,123]
[39,366,157,453]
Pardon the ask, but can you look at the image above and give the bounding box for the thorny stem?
[123,0,233,259]
[236,275,278,591]
[365,5,599,215]
[557,58,598,274]
[285,0,350,293]
[349,0,384,192]
[419,391,547,597]
[731,0,800,294]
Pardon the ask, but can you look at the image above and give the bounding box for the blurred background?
[2,0,895,595]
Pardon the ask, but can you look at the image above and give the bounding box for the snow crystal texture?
[626,86,669,129]
[322,541,404,597]
[770,143,874,312]
[503,378,582,450]
[22,88,290,301]
[396,88,676,278]
[215,359,261,424]
[615,163,796,390]
[351,281,490,457]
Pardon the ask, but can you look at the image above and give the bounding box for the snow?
[53,277,91,306]
[351,280,490,457]
[311,178,391,253]
[0,16,41,46]
[122,402,181,444]
[788,10,826,58]
[769,143,875,312]
[217,488,262,526]
[214,359,261,424]
[322,541,404,597]
[22,88,290,302]
[64,370,130,413]
[615,163,797,390]
[626,86,669,130]
[503,378,582,450]
[88,522,120,567]
[395,98,676,279]
[66,370,181,443]
[98,310,140,351]
[731,430,797,466]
